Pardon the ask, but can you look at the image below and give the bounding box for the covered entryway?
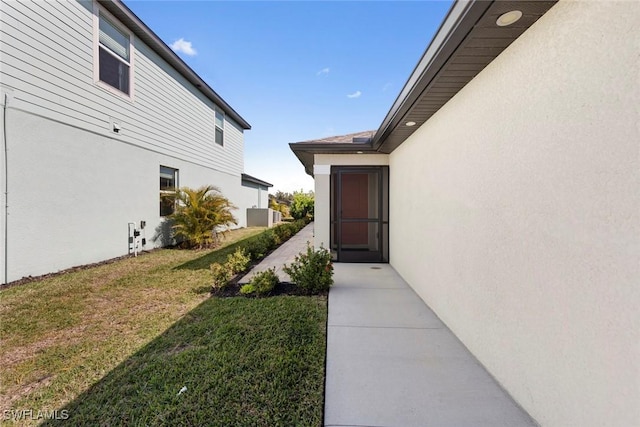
[331,166,388,262]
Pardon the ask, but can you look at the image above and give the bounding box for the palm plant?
[169,185,237,248]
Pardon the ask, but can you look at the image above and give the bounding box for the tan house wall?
[389,1,639,426]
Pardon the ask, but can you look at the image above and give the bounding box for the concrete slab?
[333,263,406,289]
[325,263,537,427]
[237,222,314,284]
[328,286,444,329]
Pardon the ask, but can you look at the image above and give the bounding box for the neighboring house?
[291,1,638,426]
[240,173,272,210]
[240,173,279,227]
[0,0,271,283]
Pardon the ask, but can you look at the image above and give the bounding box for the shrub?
[289,218,308,232]
[263,229,277,247]
[253,231,276,257]
[269,197,291,219]
[226,248,250,275]
[272,224,291,243]
[239,284,255,295]
[245,235,271,260]
[170,186,237,248]
[241,268,279,296]
[211,262,231,290]
[272,233,282,246]
[238,221,306,262]
[284,217,309,225]
[273,223,293,243]
[255,268,279,294]
[290,191,314,220]
[283,244,333,294]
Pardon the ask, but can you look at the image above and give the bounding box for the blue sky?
[125,0,453,193]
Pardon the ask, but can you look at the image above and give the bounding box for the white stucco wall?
[238,182,269,211]
[2,109,247,282]
[389,1,639,426]
[313,154,389,250]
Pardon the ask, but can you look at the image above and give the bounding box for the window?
[160,166,178,216]
[96,8,132,95]
[215,108,224,146]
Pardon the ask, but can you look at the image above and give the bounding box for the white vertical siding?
[0,0,252,283]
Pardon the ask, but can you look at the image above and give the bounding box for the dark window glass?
[160,193,176,217]
[160,166,177,216]
[99,47,129,94]
[215,109,224,146]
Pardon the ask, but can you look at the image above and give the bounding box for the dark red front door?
[340,173,369,246]
[331,167,388,263]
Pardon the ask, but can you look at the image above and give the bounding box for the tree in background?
[170,185,237,248]
[269,195,291,219]
[273,190,294,206]
[290,190,314,220]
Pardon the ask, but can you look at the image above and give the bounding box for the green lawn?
[0,227,327,426]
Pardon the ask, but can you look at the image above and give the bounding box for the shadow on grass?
[46,295,327,426]
[190,285,211,295]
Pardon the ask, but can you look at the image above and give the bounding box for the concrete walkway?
[237,222,314,284]
[325,263,537,427]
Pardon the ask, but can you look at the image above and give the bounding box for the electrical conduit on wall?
[2,92,10,285]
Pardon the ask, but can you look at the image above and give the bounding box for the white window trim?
[93,1,135,101]
[160,166,179,217]
[215,107,225,147]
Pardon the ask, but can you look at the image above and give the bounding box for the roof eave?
[371,0,558,153]
[371,0,489,151]
[100,0,251,130]
[289,142,379,177]
[241,173,273,188]
[287,0,559,174]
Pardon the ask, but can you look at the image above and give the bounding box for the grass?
[0,226,327,426]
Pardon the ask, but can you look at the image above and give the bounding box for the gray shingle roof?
[297,130,375,144]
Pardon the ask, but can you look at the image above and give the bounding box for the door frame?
[331,166,389,263]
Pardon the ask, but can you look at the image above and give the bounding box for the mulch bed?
[210,281,326,298]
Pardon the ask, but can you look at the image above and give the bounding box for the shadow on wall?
[152,219,174,247]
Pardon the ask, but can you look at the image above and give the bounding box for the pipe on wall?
[3,93,9,285]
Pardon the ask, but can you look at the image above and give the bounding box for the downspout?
[3,93,9,285]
